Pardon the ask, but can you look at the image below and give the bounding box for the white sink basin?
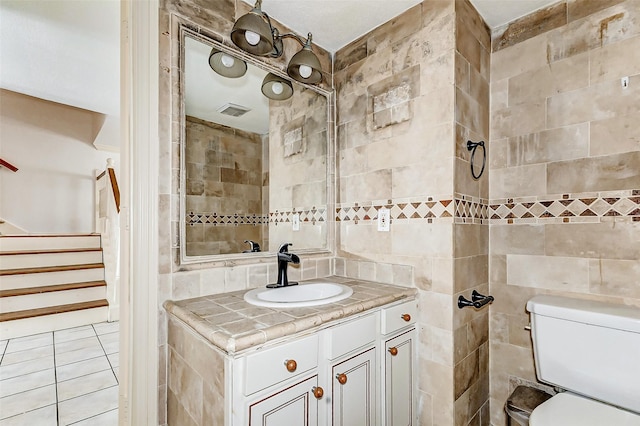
[244,282,353,308]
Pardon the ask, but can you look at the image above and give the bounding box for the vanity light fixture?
[231,0,323,85]
[209,48,248,78]
[261,72,294,100]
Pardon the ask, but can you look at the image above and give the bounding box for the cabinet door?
[332,347,376,426]
[384,328,416,426]
[248,375,320,426]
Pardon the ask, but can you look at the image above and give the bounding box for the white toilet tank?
[527,295,640,414]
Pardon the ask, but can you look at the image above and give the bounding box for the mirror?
[179,29,331,262]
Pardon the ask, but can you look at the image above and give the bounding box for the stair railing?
[95,158,120,321]
[0,158,18,172]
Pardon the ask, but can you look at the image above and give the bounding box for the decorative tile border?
[189,191,639,226]
[335,195,483,224]
[335,190,640,225]
[187,212,267,226]
[270,207,327,225]
[186,207,327,227]
[488,189,640,224]
[455,195,489,224]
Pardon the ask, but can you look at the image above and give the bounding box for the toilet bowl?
[526,295,640,426]
[530,392,640,426]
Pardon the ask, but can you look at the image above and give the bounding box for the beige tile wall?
[267,85,329,251]
[489,1,640,424]
[334,2,460,423]
[335,0,492,424]
[453,1,491,425]
[167,316,225,426]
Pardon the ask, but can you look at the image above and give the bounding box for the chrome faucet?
[267,243,300,288]
[242,240,261,253]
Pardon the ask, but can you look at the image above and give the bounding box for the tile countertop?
[163,276,417,355]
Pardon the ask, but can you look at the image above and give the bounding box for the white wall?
[0,89,120,233]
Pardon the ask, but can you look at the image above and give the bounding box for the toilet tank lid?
[526,295,640,333]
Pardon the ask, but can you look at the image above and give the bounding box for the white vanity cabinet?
[167,297,417,426]
[381,300,418,425]
[232,299,417,426]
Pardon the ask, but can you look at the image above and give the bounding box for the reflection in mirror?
[181,34,329,259]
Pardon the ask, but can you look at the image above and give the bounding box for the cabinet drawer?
[244,334,319,396]
[381,300,417,335]
[326,313,376,359]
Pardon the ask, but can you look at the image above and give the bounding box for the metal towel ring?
[467,140,486,180]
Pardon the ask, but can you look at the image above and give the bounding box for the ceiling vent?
[217,103,251,117]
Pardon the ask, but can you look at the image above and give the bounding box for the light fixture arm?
[269,28,313,58]
[250,0,313,56]
[277,32,312,48]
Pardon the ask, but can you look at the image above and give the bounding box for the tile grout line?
[0,323,119,425]
[55,364,115,385]
[0,338,6,365]
[52,330,60,426]
[92,324,119,385]
[67,407,119,425]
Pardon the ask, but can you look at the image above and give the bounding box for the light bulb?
[220,54,235,68]
[271,82,284,95]
[299,65,313,79]
[245,31,261,46]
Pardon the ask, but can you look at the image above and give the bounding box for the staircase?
[0,234,109,340]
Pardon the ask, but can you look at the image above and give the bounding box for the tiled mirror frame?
[169,16,337,271]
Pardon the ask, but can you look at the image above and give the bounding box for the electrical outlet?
[622,76,629,89]
[377,208,390,232]
[292,213,300,231]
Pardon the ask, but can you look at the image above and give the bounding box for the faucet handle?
[278,242,293,253]
[244,240,261,252]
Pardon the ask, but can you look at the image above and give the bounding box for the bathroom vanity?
[164,277,418,426]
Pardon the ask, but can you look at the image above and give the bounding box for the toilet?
[526,295,640,426]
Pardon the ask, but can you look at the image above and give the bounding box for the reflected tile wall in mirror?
[181,33,330,258]
[185,116,266,255]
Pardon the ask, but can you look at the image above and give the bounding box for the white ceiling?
[464,0,560,30]
[0,0,560,120]
[245,0,560,52]
[0,0,120,116]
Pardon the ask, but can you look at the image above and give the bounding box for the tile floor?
[0,322,119,425]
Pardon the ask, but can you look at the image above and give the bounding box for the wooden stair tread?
[0,280,106,298]
[0,299,109,322]
[0,263,104,276]
[0,248,102,256]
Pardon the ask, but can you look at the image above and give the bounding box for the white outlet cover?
[292,213,300,231]
[377,208,390,232]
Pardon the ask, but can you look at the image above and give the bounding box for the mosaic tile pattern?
[336,196,485,224]
[186,212,267,226]
[270,207,327,225]
[455,196,490,224]
[335,190,639,225]
[186,207,327,226]
[489,189,640,224]
[188,191,639,226]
